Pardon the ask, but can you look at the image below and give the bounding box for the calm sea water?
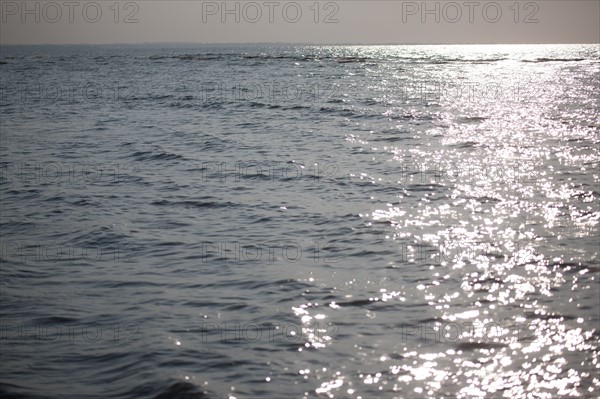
[0,44,599,399]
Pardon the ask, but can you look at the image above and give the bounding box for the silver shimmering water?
[1,44,598,398]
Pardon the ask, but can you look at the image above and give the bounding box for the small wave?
[336,57,369,63]
[168,101,226,110]
[151,94,175,100]
[0,383,41,399]
[386,113,435,122]
[371,135,411,142]
[247,101,266,108]
[448,141,482,149]
[130,150,185,162]
[150,54,220,61]
[151,199,240,209]
[282,104,310,110]
[153,381,211,399]
[522,58,585,63]
[71,226,132,249]
[455,342,506,351]
[445,58,508,63]
[458,116,488,123]
[149,53,374,64]
[177,54,220,61]
[31,315,80,324]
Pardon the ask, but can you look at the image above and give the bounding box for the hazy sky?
[0,1,598,45]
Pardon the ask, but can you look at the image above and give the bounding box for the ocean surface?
[0,43,599,398]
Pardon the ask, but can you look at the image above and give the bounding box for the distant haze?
[0,0,599,45]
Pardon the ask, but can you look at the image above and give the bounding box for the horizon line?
[1,41,598,47]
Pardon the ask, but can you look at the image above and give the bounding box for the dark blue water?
[1,44,599,398]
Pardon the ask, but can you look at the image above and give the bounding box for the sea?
[0,43,599,398]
